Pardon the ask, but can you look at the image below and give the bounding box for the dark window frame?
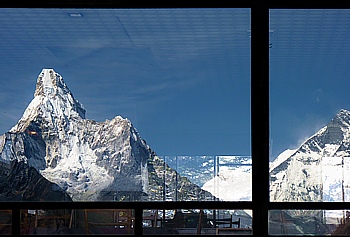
[0,1,349,236]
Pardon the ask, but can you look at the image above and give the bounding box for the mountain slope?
[270,109,350,202]
[0,132,72,201]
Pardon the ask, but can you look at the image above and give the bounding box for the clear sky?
[0,8,251,157]
[269,9,350,159]
[0,8,349,161]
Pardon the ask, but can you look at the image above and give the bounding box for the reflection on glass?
[0,8,251,203]
[156,156,252,202]
[20,209,134,235]
[18,208,253,235]
[270,9,350,203]
[143,209,252,235]
[0,210,11,235]
[269,209,350,236]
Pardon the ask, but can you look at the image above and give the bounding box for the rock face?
[0,69,214,201]
[270,109,350,202]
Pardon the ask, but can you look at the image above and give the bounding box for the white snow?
[10,96,43,132]
[40,135,114,201]
[323,144,340,156]
[202,165,252,201]
[41,69,55,95]
[269,149,296,172]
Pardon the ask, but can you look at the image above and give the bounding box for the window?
[269,8,350,235]
[0,5,252,236]
[0,1,348,236]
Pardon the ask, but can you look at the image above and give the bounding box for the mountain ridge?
[270,108,350,202]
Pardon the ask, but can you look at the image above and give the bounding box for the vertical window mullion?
[251,4,270,237]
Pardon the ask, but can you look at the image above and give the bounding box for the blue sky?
[0,8,349,161]
[0,8,251,157]
[269,9,350,159]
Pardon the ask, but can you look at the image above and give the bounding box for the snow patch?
[269,149,296,172]
[202,165,252,201]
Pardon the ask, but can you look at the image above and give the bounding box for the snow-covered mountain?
[270,109,350,202]
[0,69,214,202]
[3,67,350,207]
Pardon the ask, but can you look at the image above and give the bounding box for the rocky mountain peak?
[270,108,350,202]
[34,69,65,97]
[332,109,350,129]
[10,69,85,133]
[0,69,215,202]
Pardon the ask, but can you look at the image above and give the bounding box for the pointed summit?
[332,109,350,128]
[34,69,71,98]
[11,69,85,133]
[34,68,85,118]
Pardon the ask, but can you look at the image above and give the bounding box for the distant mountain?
[0,69,215,201]
[268,123,350,236]
[270,109,350,202]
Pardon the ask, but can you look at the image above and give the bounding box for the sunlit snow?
[201,156,252,201]
[269,149,296,172]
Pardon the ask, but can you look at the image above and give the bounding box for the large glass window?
[0,8,251,202]
[6,3,350,236]
[270,9,350,235]
[0,7,251,235]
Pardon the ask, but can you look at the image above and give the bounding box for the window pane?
[270,9,350,202]
[18,208,253,235]
[269,209,350,236]
[0,8,251,202]
[0,210,11,235]
[159,156,252,201]
[20,209,134,235]
[143,209,252,235]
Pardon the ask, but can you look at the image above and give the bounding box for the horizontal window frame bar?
[3,201,349,213]
[269,201,350,210]
[0,201,253,210]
